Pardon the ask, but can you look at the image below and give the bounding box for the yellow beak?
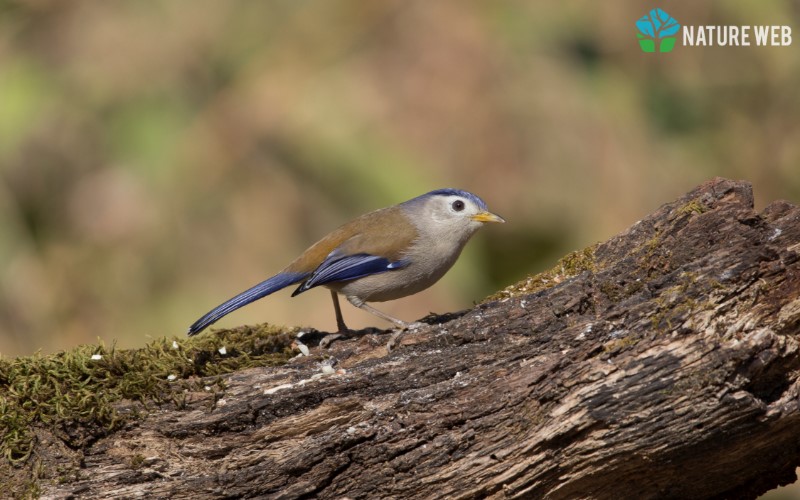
[471,211,506,224]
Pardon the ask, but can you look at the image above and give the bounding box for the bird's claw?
[319,332,345,349]
[386,321,425,352]
[386,331,403,352]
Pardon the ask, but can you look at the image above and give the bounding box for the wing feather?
[291,253,408,296]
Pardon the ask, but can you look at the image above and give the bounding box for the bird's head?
[403,188,505,238]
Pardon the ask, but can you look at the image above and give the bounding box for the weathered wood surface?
[44,178,800,499]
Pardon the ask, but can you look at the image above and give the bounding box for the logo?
[636,8,792,52]
[636,8,681,53]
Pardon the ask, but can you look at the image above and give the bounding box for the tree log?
[42,178,800,499]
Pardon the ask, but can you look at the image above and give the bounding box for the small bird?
[187,189,504,347]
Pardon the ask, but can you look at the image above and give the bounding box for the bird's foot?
[386,321,425,352]
[319,332,347,349]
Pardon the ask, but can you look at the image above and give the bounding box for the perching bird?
[187,189,504,347]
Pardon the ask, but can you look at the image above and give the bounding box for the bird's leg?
[330,290,349,333]
[319,291,350,348]
[351,300,408,328]
[346,296,424,351]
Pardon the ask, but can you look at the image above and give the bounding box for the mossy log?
[28,178,800,498]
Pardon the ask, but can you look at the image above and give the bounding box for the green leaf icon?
[659,37,676,53]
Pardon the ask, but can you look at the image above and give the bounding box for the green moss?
[626,200,706,288]
[10,475,39,499]
[598,279,644,303]
[639,230,662,259]
[597,280,622,302]
[0,323,297,468]
[483,244,598,302]
[678,200,708,216]
[129,453,146,469]
[602,335,640,354]
[0,457,44,499]
[649,272,702,333]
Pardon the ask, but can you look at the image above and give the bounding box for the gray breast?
[329,230,469,302]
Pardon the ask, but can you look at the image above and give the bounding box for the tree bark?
[42,178,800,499]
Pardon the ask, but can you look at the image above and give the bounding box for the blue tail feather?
[187,272,308,336]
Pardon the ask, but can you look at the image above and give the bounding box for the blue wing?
[291,252,408,296]
[188,271,308,335]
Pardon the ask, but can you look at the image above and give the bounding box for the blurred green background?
[1,0,798,358]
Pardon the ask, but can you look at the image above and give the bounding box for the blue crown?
[425,188,488,210]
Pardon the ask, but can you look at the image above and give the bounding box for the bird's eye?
[452,200,465,212]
